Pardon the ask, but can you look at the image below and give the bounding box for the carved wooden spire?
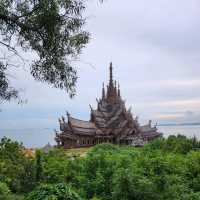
[102,82,105,99]
[118,84,120,97]
[109,62,113,87]
[115,80,117,89]
[106,62,120,103]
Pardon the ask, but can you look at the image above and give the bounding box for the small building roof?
[42,143,53,153]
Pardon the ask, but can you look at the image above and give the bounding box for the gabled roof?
[140,124,157,133]
[72,127,96,136]
[69,117,96,129]
[141,131,163,139]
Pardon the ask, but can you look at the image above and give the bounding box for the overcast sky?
[1,0,200,130]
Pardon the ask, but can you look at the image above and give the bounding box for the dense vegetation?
[0,135,200,199]
[0,0,103,102]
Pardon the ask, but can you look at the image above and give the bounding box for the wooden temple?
[55,63,162,148]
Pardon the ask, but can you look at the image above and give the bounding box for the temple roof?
[56,63,162,143]
[141,131,162,139]
[69,117,96,129]
[72,127,96,136]
[140,124,157,133]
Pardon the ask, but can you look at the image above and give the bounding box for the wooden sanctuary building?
[55,63,162,149]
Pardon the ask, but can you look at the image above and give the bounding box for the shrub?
[0,182,12,200]
[25,183,83,200]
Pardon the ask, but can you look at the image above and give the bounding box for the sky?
[1,0,200,130]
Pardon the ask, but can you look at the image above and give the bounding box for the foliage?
[24,183,82,200]
[41,148,73,184]
[144,134,200,154]
[0,0,103,102]
[1,135,200,199]
[35,150,43,182]
[0,62,18,103]
[0,137,36,193]
[0,181,12,200]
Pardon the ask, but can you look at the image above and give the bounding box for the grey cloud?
[152,110,200,124]
[1,0,200,128]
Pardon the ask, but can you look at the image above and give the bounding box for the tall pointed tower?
[106,62,119,104]
[56,62,163,149]
[90,63,140,141]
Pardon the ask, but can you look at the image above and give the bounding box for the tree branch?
[0,41,18,54]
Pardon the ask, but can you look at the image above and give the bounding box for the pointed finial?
[102,82,105,99]
[149,120,152,127]
[89,104,93,111]
[118,82,121,97]
[109,62,113,86]
[66,111,70,118]
[58,118,61,123]
[61,116,65,122]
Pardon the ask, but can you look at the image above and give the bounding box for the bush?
[2,136,200,200]
[0,137,36,193]
[25,183,82,200]
[0,182,12,200]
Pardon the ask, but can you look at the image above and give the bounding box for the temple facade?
[55,63,162,149]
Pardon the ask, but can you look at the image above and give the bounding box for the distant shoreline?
[1,125,200,148]
[158,123,200,127]
[1,124,200,131]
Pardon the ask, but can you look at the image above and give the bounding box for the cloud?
[151,99,200,109]
[140,79,200,89]
[1,0,200,128]
[153,110,200,123]
[154,113,185,120]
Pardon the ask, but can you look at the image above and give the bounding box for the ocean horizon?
[0,125,200,148]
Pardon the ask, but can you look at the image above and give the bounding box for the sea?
[0,125,200,148]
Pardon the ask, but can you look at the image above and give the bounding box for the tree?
[0,182,12,200]
[0,137,35,193]
[0,62,18,103]
[35,150,43,182]
[25,183,83,200]
[0,0,102,102]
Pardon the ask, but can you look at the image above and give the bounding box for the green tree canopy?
[25,183,83,200]
[0,137,36,193]
[0,0,103,102]
[1,136,200,199]
[0,181,12,200]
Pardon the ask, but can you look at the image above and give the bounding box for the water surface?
[0,125,200,148]
[158,125,200,139]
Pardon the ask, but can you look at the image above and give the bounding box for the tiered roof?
[56,62,162,146]
[90,63,140,138]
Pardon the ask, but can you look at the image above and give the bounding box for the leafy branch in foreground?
[0,61,18,103]
[0,0,94,101]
